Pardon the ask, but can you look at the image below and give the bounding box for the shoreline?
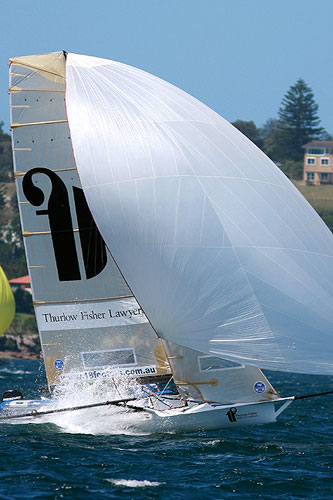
[0,333,40,360]
[0,352,40,360]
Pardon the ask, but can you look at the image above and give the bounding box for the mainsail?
[64,53,333,376]
[9,53,168,387]
[0,266,15,335]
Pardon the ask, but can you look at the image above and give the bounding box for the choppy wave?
[107,479,163,487]
[0,368,32,375]
[0,360,333,499]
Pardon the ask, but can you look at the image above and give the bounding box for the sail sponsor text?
[35,298,148,330]
[59,365,157,381]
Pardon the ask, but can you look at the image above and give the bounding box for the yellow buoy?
[0,266,15,335]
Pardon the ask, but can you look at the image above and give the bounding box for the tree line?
[0,121,27,281]
[232,78,330,180]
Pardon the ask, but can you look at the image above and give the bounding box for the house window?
[307,148,325,155]
[321,158,329,166]
[307,158,315,165]
[320,173,328,183]
[325,148,330,154]
[307,172,315,182]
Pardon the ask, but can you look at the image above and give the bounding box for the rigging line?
[0,397,143,421]
[294,390,333,400]
[140,387,173,409]
[157,376,173,398]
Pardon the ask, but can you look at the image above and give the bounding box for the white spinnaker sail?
[9,52,168,386]
[65,53,333,375]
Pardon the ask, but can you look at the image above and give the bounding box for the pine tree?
[231,120,263,148]
[278,79,324,161]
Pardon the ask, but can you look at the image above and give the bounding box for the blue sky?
[1,0,332,133]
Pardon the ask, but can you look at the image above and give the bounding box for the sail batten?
[65,53,333,375]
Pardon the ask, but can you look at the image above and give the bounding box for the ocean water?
[0,358,332,499]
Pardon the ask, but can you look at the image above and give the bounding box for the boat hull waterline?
[124,398,294,433]
[0,397,294,433]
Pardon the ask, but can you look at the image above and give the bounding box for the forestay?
[66,53,333,375]
[9,52,167,386]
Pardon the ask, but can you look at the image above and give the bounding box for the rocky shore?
[0,334,40,359]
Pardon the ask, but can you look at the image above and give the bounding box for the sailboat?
[0,265,15,335]
[1,51,332,432]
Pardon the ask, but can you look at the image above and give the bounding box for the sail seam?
[243,178,322,258]
[161,124,279,355]
[245,265,333,322]
[205,121,328,254]
[99,65,207,123]
[87,174,300,193]
[122,242,332,259]
[260,302,332,342]
[64,74,159,348]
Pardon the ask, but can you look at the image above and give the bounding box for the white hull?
[114,397,294,433]
[0,397,294,433]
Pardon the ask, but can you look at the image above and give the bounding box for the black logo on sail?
[226,407,237,422]
[22,167,107,282]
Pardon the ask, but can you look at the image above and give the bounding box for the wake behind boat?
[4,51,333,433]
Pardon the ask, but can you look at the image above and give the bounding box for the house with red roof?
[8,275,31,294]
